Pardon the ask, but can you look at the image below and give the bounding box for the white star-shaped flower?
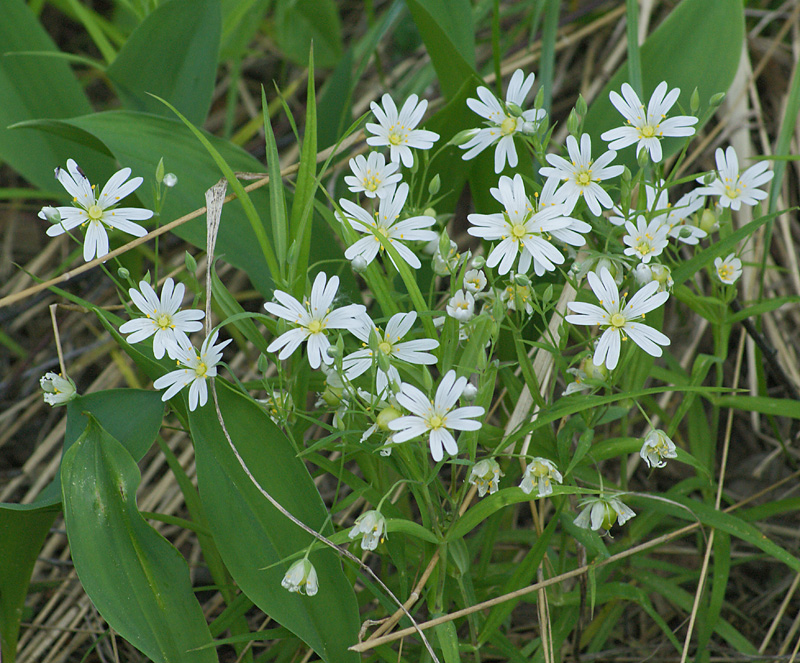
[366,94,440,168]
[461,69,547,173]
[622,215,670,264]
[539,133,624,215]
[695,146,773,211]
[40,372,78,406]
[344,151,402,199]
[714,253,742,285]
[566,266,670,370]
[600,82,698,163]
[342,311,438,395]
[153,331,231,411]
[41,159,153,262]
[388,370,485,462]
[446,290,475,322]
[119,278,205,359]
[467,174,579,276]
[644,182,707,245]
[337,183,437,270]
[264,272,366,369]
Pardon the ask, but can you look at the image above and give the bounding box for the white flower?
[281,559,318,596]
[366,94,440,168]
[715,253,742,285]
[640,429,677,469]
[695,146,774,211]
[153,331,231,411]
[600,82,698,163]
[566,266,670,370]
[388,370,485,462]
[338,183,437,270]
[447,290,475,322]
[469,459,503,497]
[500,275,533,315]
[645,183,706,245]
[539,134,624,216]
[343,311,438,395]
[41,159,153,262]
[623,215,670,263]
[467,174,577,276]
[40,372,77,406]
[344,152,402,199]
[264,272,366,369]
[348,510,387,551]
[574,495,636,531]
[633,262,673,292]
[119,278,205,360]
[464,269,487,294]
[461,69,547,173]
[519,458,563,497]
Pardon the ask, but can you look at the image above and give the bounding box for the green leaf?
[0,507,59,663]
[0,0,106,191]
[727,295,800,324]
[190,380,360,662]
[405,0,477,100]
[711,395,800,419]
[584,0,744,167]
[106,0,221,124]
[273,0,343,68]
[61,415,216,662]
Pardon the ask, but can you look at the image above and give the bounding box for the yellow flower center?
[511,223,527,239]
[601,503,617,530]
[576,170,592,186]
[718,265,733,281]
[378,341,392,355]
[195,362,208,378]
[87,204,104,221]
[636,241,652,255]
[724,184,741,199]
[640,125,656,138]
[500,116,518,136]
[610,313,626,328]
[388,131,404,146]
[155,313,172,330]
[363,175,380,191]
[429,415,445,430]
[308,319,323,334]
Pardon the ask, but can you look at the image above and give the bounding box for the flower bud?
[257,354,270,374]
[709,92,726,108]
[376,406,402,430]
[117,267,130,280]
[690,87,700,113]
[163,173,178,188]
[513,273,530,287]
[471,255,486,269]
[637,147,650,168]
[155,157,165,183]
[40,206,62,224]
[184,251,198,273]
[448,128,479,147]
[351,255,368,273]
[567,109,580,136]
[576,94,587,116]
[428,174,441,196]
[461,382,478,401]
[698,208,719,234]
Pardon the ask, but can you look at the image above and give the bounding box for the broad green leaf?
[190,379,360,663]
[220,0,271,60]
[106,0,221,124]
[273,0,343,68]
[0,507,59,663]
[584,0,744,167]
[61,416,216,663]
[0,0,105,191]
[405,0,476,100]
[2,388,164,511]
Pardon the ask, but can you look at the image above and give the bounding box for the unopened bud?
[185,251,198,273]
[377,406,402,430]
[428,174,441,196]
[155,157,165,183]
[698,208,719,234]
[506,101,523,117]
[690,87,700,113]
[258,354,270,373]
[534,86,545,109]
[448,128,479,147]
[576,94,587,116]
[542,283,553,304]
[709,92,726,108]
[351,255,368,273]
[461,382,478,401]
[513,273,530,287]
[471,255,485,269]
[117,267,130,280]
[40,206,61,224]
[637,147,650,168]
[567,109,580,136]
[163,173,178,188]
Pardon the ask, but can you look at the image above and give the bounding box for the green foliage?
[61,415,217,663]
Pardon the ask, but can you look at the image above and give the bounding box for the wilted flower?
[574,495,636,531]
[349,510,387,551]
[469,458,503,496]
[640,429,677,468]
[519,458,563,496]
[281,558,318,596]
[40,372,77,406]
